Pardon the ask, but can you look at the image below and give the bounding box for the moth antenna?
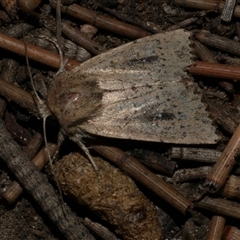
[24,41,42,103]
[40,36,67,74]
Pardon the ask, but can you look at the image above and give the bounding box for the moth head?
[46,70,103,130]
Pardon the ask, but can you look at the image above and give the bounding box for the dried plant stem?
[0,77,36,114]
[170,147,221,163]
[194,40,234,93]
[223,226,240,239]
[166,17,198,31]
[203,97,238,134]
[0,32,79,70]
[221,0,237,22]
[222,175,240,200]
[189,61,240,81]
[174,0,240,18]
[206,123,240,192]
[62,23,106,55]
[0,120,95,240]
[194,196,240,219]
[2,143,57,204]
[206,216,226,240]
[195,30,240,56]
[83,218,120,240]
[51,2,150,39]
[173,166,212,182]
[90,144,192,214]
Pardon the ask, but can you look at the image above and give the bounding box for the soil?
[0,0,240,239]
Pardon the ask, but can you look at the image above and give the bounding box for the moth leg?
[70,135,98,171]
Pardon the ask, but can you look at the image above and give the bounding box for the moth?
[46,29,219,147]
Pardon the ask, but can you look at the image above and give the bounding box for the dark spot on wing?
[128,55,159,64]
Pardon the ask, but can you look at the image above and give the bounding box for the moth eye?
[67,92,80,103]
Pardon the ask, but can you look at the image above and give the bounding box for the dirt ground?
[0,0,240,239]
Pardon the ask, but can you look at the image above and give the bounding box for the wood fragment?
[206,215,226,240]
[203,96,238,134]
[83,218,120,240]
[195,30,240,57]
[194,40,234,93]
[0,77,37,116]
[166,17,198,31]
[62,22,106,55]
[50,2,150,39]
[0,59,19,118]
[189,61,240,81]
[0,120,95,240]
[0,32,79,70]
[194,196,240,219]
[173,166,212,182]
[223,226,240,239]
[170,147,222,163]
[174,0,240,18]
[222,175,240,200]
[2,143,57,204]
[221,0,237,22]
[206,123,240,192]
[130,149,176,176]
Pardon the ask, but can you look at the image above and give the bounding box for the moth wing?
[74,29,218,144]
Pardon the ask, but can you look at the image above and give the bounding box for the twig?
[194,196,240,220]
[222,175,240,200]
[205,123,240,192]
[170,147,222,163]
[194,40,234,93]
[221,0,237,22]
[2,142,57,204]
[0,32,79,70]
[195,30,240,57]
[223,226,240,239]
[0,120,95,240]
[83,218,120,240]
[50,2,150,39]
[62,22,106,55]
[189,61,240,81]
[206,216,226,240]
[166,17,198,31]
[174,0,240,18]
[173,166,212,182]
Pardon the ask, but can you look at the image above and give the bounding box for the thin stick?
[0,32,79,70]
[0,120,95,240]
[195,30,240,57]
[170,147,222,163]
[2,143,57,204]
[62,22,106,55]
[174,0,240,18]
[189,61,240,81]
[50,2,150,39]
[206,123,240,192]
[221,0,237,22]
[194,196,240,220]
[206,215,226,240]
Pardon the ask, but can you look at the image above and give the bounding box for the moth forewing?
[47,29,219,145]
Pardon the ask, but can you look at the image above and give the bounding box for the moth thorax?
[47,78,103,129]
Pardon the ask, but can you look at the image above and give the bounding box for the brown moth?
[47,29,219,145]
